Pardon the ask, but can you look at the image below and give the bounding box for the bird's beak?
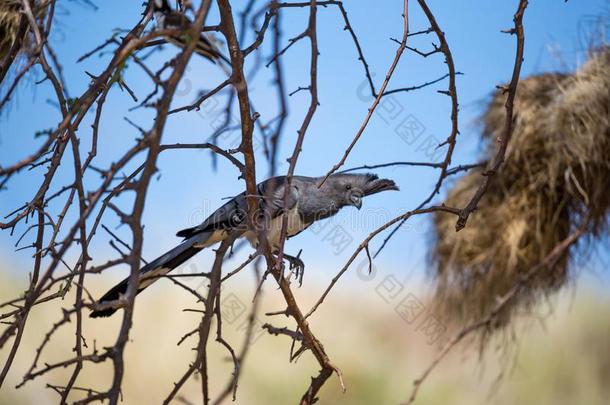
[363,178,399,196]
[353,199,362,210]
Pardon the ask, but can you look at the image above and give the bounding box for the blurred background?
[1,273,609,404]
[1,0,609,403]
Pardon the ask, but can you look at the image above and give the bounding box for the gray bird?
[90,173,398,318]
[152,0,230,64]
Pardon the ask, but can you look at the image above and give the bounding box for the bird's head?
[152,0,171,12]
[321,173,399,210]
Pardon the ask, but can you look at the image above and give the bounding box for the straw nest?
[0,1,48,79]
[431,48,610,337]
[0,0,24,62]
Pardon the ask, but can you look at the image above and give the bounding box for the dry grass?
[0,270,609,404]
[0,0,23,61]
[432,48,610,335]
[0,0,49,75]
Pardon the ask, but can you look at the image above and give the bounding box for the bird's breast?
[244,205,308,251]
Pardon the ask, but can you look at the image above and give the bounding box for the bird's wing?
[155,5,228,64]
[162,11,190,29]
[259,176,300,216]
[176,176,299,239]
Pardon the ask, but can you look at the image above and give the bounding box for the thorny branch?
[319,0,410,186]
[404,222,581,405]
[455,0,529,231]
[0,0,543,404]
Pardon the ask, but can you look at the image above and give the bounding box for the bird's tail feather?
[193,37,231,65]
[90,232,212,318]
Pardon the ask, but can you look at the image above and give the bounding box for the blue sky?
[0,0,608,290]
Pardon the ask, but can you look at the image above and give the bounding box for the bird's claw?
[283,251,305,286]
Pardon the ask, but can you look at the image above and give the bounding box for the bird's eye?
[345,184,352,190]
